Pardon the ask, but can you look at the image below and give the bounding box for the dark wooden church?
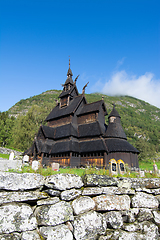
[25,62,139,169]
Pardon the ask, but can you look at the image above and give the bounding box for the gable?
[37,127,45,140]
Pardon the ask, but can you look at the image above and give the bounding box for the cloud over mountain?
[101,70,160,109]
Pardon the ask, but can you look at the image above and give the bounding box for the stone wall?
[0,173,160,239]
[0,147,22,158]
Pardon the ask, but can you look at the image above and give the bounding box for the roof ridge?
[73,95,86,113]
[83,99,103,106]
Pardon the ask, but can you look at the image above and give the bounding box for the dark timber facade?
[25,63,139,168]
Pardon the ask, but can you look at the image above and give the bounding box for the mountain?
[4,90,160,160]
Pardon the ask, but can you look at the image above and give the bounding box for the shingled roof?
[58,85,79,98]
[108,105,121,118]
[105,138,139,153]
[45,95,85,121]
[77,100,107,116]
[39,124,78,140]
[54,123,78,139]
[105,120,127,139]
[50,139,79,154]
[78,122,103,137]
[80,139,107,153]
[40,125,55,139]
[41,139,54,153]
[105,106,127,139]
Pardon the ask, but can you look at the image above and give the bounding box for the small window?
[112,163,117,171]
[120,163,124,171]
[61,97,67,107]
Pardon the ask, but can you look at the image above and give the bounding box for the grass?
[8,164,160,178]
[0,153,9,159]
[3,148,159,177]
[8,165,110,177]
[139,159,160,171]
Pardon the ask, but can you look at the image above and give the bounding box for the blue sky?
[0,0,160,112]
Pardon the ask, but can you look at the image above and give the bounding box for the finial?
[67,56,73,77]
[74,75,80,84]
[82,82,89,94]
[69,56,70,68]
[112,103,116,108]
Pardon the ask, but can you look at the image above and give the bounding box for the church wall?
[47,116,71,127]
[71,88,78,98]
[42,156,70,167]
[97,107,105,124]
[106,152,139,168]
[130,153,139,168]
[80,156,104,168]
[37,128,45,140]
[70,156,80,168]
[37,150,138,169]
[97,108,107,133]
[77,113,96,125]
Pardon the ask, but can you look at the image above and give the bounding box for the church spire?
[108,103,120,118]
[67,57,73,77]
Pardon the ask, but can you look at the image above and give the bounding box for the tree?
[10,105,49,151]
[135,138,156,161]
[0,112,15,147]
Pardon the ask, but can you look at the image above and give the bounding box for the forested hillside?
[0,89,160,161]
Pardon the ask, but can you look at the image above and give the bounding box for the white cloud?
[116,57,126,69]
[101,70,160,109]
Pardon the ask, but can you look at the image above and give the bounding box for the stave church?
[25,61,139,169]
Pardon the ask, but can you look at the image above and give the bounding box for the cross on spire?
[69,56,70,68]
[67,56,73,77]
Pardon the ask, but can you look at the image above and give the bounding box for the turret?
[105,104,127,139]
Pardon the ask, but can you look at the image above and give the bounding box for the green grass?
[0,153,9,159]
[8,164,160,178]
[139,159,160,171]
[8,165,109,177]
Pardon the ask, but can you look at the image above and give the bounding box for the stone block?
[0,172,45,191]
[0,191,48,205]
[137,209,153,222]
[0,203,37,234]
[131,192,159,208]
[93,194,130,211]
[37,197,60,206]
[61,189,81,201]
[21,230,41,240]
[44,189,60,197]
[102,186,135,195]
[103,211,123,229]
[0,160,22,172]
[40,225,73,240]
[152,211,160,226]
[72,196,95,215]
[0,233,21,239]
[35,201,74,226]
[83,174,118,187]
[82,187,103,196]
[73,211,106,240]
[121,208,139,223]
[46,173,83,190]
